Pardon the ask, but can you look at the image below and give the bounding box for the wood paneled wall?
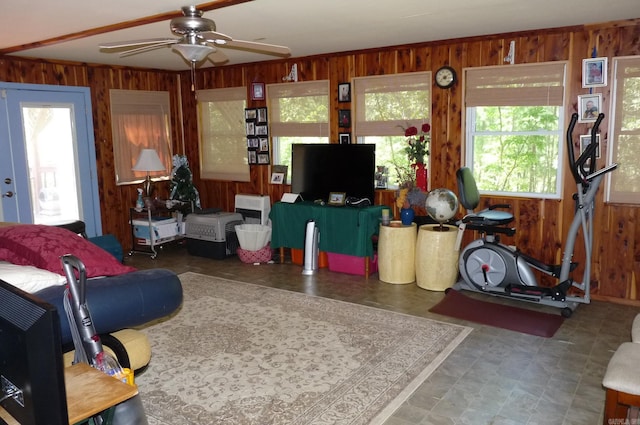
[0,18,639,304]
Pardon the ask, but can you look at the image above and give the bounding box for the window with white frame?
[353,72,431,188]
[267,81,329,179]
[197,87,249,182]
[464,62,567,198]
[607,56,640,204]
[110,90,172,185]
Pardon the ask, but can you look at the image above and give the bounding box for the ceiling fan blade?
[119,40,178,57]
[208,48,229,64]
[100,38,178,49]
[220,39,291,56]
[198,31,233,42]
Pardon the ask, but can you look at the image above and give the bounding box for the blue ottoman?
[90,234,124,262]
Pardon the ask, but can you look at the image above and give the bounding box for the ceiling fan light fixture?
[172,43,213,62]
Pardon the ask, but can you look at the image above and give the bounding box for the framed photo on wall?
[582,57,607,88]
[257,107,268,123]
[338,109,351,128]
[251,82,265,100]
[578,93,602,123]
[339,132,351,144]
[338,83,351,102]
[580,134,601,159]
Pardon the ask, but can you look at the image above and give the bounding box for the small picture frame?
[245,108,257,120]
[247,137,259,148]
[257,153,270,164]
[328,192,346,206]
[251,82,265,101]
[255,124,268,136]
[582,57,607,88]
[257,107,268,124]
[270,172,285,184]
[245,121,255,136]
[338,83,351,102]
[580,134,601,159]
[578,93,602,123]
[259,137,269,152]
[339,132,351,145]
[272,164,288,183]
[338,109,351,128]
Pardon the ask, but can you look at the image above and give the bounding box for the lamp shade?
[132,149,165,172]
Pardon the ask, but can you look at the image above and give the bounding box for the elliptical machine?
[453,112,617,317]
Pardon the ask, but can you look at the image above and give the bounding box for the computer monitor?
[0,279,68,425]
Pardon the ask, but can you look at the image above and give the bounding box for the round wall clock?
[435,66,457,89]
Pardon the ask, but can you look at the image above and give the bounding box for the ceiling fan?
[100,5,291,89]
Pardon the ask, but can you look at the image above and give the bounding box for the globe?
[425,188,459,223]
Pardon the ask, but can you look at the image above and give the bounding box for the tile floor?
[126,242,638,425]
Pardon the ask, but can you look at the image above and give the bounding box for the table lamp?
[132,149,165,197]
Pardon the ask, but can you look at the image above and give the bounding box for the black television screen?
[291,144,375,203]
[0,280,68,425]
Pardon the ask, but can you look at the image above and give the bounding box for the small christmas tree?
[169,155,201,211]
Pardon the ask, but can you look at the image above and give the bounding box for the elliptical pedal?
[505,279,571,302]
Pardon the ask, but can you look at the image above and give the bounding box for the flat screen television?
[291,144,375,203]
[0,279,68,425]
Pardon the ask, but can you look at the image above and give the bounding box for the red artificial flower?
[404,126,418,137]
[421,123,431,133]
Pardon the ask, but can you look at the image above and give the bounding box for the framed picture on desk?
[328,192,346,206]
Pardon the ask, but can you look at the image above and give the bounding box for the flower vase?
[400,207,415,225]
[415,163,427,192]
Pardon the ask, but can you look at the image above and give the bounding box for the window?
[607,56,640,204]
[110,90,172,185]
[267,81,330,178]
[197,87,249,182]
[464,62,567,198]
[353,72,431,187]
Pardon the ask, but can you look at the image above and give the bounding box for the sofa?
[0,223,183,346]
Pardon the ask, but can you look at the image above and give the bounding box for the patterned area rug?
[136,272,472,425]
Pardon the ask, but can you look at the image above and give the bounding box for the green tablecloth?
[270,202,386,257]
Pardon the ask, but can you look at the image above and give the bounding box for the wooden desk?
[65,363,138,424]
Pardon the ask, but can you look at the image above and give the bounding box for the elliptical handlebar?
[566,112,608,185]
[566,113,580,184]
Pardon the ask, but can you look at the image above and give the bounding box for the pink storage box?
[327,252,378,276]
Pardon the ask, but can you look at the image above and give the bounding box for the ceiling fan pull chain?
[190,61,197,92]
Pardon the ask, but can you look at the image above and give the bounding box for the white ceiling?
[1,0,638,71]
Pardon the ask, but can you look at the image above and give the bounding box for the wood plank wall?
[0,18,638,304]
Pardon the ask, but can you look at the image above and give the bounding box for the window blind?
[267,81,329,137]
[608,56,640,204]
[353,72,431,136]
[197,87,250,182]
[465,62,566,107]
